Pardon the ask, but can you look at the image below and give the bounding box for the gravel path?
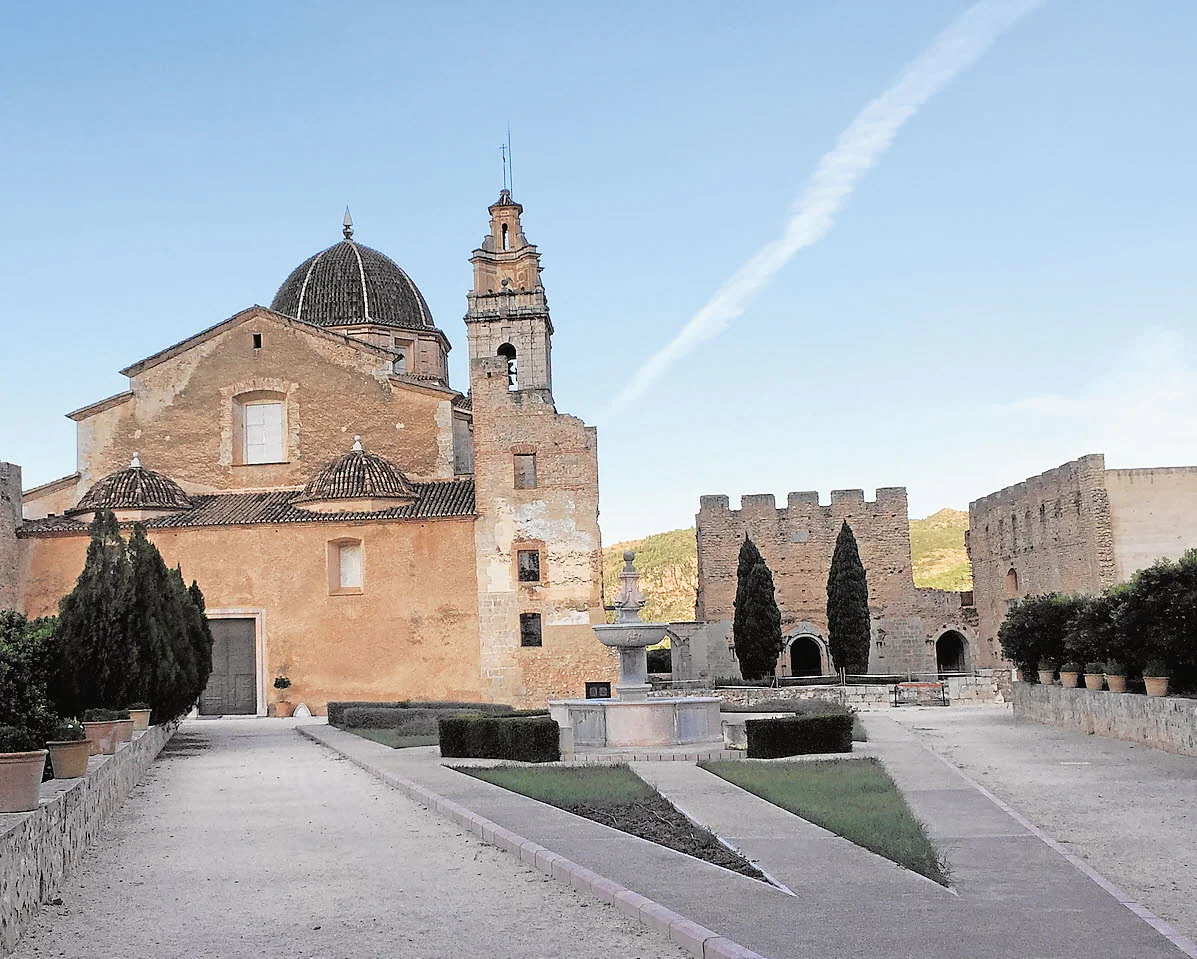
[881,705,1197,944]
[11,719,686,959]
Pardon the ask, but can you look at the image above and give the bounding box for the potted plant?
[81,708,123,755]
[46,719,90,779]
[1104,661,1127,693]
[272,676,294,718]
[1058,662,1081,689]
[1143,659,1169,698]
[126,702,152,732]
[1037,659,1057,686]
[0,725,48,813]
[1083,662,1105,690]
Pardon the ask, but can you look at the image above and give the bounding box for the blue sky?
[2,2,1195,543]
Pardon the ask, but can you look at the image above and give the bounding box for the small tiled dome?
[68,454,192,517]
[293,438,417,511]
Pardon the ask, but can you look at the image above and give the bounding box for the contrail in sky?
[597,0,1044,424]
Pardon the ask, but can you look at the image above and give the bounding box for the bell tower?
[465,190,553,397]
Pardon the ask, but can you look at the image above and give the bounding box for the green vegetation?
[700,758,950,885]
[745,713,854,758]
[602,528,696,624]
[733,537,784,680]
[827,522,870,674]
[460,764,764,879]
[347,729,439,749]
[909,508,972,590]
[438,714,560,763]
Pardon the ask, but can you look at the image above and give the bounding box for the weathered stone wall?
[1105,466,1197,582]
[0,722,173,955]
[1012,684,1197,757]
[23,308,461,518]
[695,488,982,673]
[20,516,485,714]
[0,463,20,611]
[667,621,738,683]
[968,454,1116,648]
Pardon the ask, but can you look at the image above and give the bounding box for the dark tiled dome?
[271,219,434,330]
[68,455,192,516]
[294,438,417,506]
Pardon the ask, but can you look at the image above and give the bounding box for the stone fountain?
[548,551,721,749]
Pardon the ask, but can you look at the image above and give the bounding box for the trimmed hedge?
[746,714,854,759]
[438,714,560,763]
[327,700,513,727]
[720,699,852,717]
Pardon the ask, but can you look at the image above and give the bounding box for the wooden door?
[199,619,257,715]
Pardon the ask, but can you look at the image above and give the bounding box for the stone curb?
[298,725,771,959]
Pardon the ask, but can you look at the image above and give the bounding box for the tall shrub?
[733,560,784,680]
[53,510,134,714]
[188,578,214,704]
[0,611,59,739]
[1115,550,1197,692]
[826,521,870,674]
[998,593,1086,678]
[1063,589,1126,666]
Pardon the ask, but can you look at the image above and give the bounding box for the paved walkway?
[11,720,685,959]
[311,723,1192,959]
[881,704,1197,945]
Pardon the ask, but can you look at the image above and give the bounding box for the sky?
[2,1,1196,544]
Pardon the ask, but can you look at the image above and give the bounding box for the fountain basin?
[548,696,721,748]
[592,623,670,648]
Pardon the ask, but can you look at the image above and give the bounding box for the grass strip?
[700,758,950,886]
[458,764,766,881]
[346,729,439,749]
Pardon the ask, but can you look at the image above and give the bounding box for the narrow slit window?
[501,222,509,250]
[513,453,537,489]
[252,333,263,349]
[519,613,542,647]
[518,549,541,583]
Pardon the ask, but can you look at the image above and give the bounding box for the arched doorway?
[789,636,823,677]
[935,630,968,674]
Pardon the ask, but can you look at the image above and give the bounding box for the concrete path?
[881,704,1197,945]
[10,719,686,959]
[312,723,1192,959]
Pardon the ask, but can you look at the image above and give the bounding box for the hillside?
[908,508,973,591]
[602,510,972,620]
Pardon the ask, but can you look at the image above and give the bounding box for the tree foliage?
[826,522,871,674]
[733,552,784,681]
[997,593,1087,677]
[0,611,59,739]
[1114,550,1197,692]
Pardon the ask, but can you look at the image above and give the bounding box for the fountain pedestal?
[548,551,721,749]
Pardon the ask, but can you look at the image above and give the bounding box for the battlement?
[969,454,1105,515]
[697,486,910,519]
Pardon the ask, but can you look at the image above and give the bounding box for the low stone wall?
[0,722,174,955]
[1012,684,1197,757]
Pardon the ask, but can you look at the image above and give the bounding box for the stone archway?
[789,636,824,677]
[935,629,968,674]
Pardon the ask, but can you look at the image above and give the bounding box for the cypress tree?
[733,537,784,680]
[187,577,214,708]
[733,535,763,616]
[826,521,871,675]
[53,510,134,714]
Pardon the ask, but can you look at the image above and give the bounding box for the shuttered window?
[339,542,362,589]
[244,402,285,464]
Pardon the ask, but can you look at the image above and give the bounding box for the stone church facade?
[691,487,984,679]
[0,192,615,713]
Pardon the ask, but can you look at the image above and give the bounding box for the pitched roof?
[20,478,475,537]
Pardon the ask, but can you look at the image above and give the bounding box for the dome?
[270,215,435,330]
[293,437,418,513]
[68,454,192,517]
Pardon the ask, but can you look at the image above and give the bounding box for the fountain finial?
[613,550,646,624]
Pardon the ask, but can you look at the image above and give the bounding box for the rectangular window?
[514,453,537,489]
[338,542,362,589]
[392,338,411,374]
[519,613,542,647]
[517,549,541,583]
[252,333,263,349]
[244,402,285,464]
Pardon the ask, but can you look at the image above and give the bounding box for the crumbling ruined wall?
[696,488,979,673]
[0,462,21,610]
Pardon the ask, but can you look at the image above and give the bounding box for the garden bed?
[346,729,439,750]
[458,765,765,881]
[700,758,950,885]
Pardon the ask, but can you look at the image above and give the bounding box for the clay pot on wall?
[128,708,152,731]
[113,719,134,745]
[47,740,91,779]
[1105,674,1127,693]
[1144,675,1169,698]
[1037,670,1056,686]
[0,750,49,813]
[82,721,119,756]
[1058,669,1080,689]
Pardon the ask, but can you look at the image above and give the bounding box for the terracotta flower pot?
[1144,676,1169,697]
[128,709,152,731]
[0,750,48,813]
[47,740,91,779]
[1105,675,1126,693]
[113,719,134,746]
[1037,670,1056,685]
[1083,673,1104,690]
[1059,671,1079,689]
[271,701,295,718]
[82,721,119,756]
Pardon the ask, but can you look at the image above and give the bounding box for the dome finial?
[351,435,363,452]
[343,207,353,240]
[130,451,142,469]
